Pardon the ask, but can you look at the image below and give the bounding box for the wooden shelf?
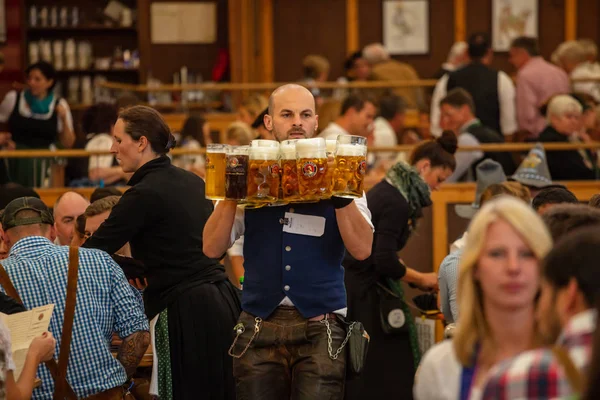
[69,101,222,111]
[27,25,137,33]
[56,68,139,74]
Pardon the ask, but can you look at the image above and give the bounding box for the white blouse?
[414,340,482,400]
[0,90,74,134]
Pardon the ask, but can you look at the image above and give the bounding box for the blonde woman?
[414,196,552,400]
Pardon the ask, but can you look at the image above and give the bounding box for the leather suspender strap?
[53,246,79,400]
[0,264,22,304]
[551,345,585,394]
[0,247,79,399]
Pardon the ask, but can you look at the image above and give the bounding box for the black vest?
[467,123,517,176]
[447,63,501,134]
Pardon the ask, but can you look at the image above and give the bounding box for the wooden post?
[454,0,466,42]
[346,0,359,53]
[564,0,577,40]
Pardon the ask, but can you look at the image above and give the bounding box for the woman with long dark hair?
[83,105,240,399]
[344,131,458,399]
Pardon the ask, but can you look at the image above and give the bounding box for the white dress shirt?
[430,72,517,137]
[318,122,349,140]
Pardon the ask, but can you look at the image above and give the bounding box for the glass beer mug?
[296,138,331,201]
[205,144,228,200]
[225,145,250,201]
[280,140,300,202]
[332,135,367,198]
[246,140,280,204]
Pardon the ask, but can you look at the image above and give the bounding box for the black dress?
[344,179,415,400]
[83,156,240,400]
[539,125,596,180]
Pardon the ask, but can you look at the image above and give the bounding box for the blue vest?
[242,200,347,319]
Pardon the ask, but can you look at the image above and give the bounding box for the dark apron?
[7,91,60,187]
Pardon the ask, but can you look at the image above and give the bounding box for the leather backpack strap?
[551,345,585,394]
[0,264,23,304]
[53,246,80,400]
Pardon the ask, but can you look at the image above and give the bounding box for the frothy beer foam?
[250,147,280,160]
[326,139,337,154]
[280,142,296,160]
[295,138,326,156]
[336,143,366,157]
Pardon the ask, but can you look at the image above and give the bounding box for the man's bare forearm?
[117,331,150,378]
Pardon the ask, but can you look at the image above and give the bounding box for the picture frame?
[492,0,538,52]
[383,0,429,55]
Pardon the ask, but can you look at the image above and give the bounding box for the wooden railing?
[1,142,600,159]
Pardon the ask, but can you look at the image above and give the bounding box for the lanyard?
[460,345,480,400]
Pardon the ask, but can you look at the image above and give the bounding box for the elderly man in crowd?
[53,191,89,246]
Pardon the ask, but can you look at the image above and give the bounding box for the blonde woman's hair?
[546,94,583,123]
[554,40,587,65]
[578,38,598,60]
[453,196,552,366]
[226,121,253,145]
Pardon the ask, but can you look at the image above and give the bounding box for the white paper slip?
[0,304,54,380]
[282,212,326,237]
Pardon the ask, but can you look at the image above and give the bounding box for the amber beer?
[225,146,250,200]
[246,140,280,204]
[205,144,228,200]
[280,140,300,202]
[296,138,331,201]
[332,135,367,198]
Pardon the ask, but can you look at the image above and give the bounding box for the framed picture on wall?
[492,0,538,52]
[383,0,429,55]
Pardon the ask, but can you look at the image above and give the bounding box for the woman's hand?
[29,332,56,363]
[415,272,439,292]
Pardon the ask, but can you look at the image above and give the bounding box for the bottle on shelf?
[50,6,58,27]
[29,6,37,27]
[52,41,64,71]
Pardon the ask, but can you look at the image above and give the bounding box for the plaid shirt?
[0,237,149,399]
[482,310,595,400]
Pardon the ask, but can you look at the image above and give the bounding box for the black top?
[83,155,226,318]
[466,122,516,176]
[447,62,501,134]
[344,180,410,294]
[539,125,596,181]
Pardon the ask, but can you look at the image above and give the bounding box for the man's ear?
[48,225,57,243]
[564,277,581,312]
[264,114,274,131]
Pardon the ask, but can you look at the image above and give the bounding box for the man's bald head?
[53,191,90,245]
[265,84,318,142]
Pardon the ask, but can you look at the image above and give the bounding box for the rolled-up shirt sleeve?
[108,255,149,338]
[353,193,374,231]
[498,71,517,136]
